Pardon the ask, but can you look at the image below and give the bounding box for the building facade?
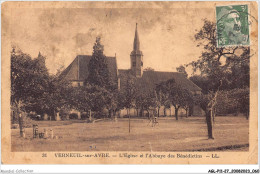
[61,24,203,117]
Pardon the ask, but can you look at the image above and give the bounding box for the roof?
[118,69,202,93]
[60,55,201,92]
[60,55,118,82]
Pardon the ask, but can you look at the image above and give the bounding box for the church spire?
[133,23,140,51]
[130,23,143,77]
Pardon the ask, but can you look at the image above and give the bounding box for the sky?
[10,2,216,75]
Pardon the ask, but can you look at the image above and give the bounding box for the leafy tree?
[144,67,155,71]
[124,74,137,113]
[135,92,145,117]
[87,37,115,90]
[176,65,188,77]
[11,47,50,118]
[11,46,76,121]
[69,86,91,113]
[215,88,249,118]
[156,79,193,120]
[187,19,251,139]
[154,89,163,117]
[104,90,119,118]
[168,84,193,120]
[181,89,194,118]
[142,91,157,118]
[155,84,170,117]
[188,19,250,91]
[40,76,73,119]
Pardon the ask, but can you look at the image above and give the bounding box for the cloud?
[10,5,216,74]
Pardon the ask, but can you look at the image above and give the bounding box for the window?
[132,62,136,67]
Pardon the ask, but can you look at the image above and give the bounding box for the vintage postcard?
[1,1,258,165]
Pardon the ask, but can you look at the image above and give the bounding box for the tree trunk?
[108,110,112,118]
[158,107,160,117]
[139,109,143,117]
[128,108,130,133]
[206,109,214,139]
[186,108,188,118]
[175,108,179,120]
[12,111,15,124]
[136,109,139,117]
[189,105,193,116]
[169,108,171,117]
[53,110,56,121]
[114,110,117,122]
[164,108,166,117]
[212,108,216,123]
[246,110,249,120]
[18,113,24,137]
[56,112,61,121]
[89,109,92,121]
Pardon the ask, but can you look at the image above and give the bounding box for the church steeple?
[130,23,143,77]
[133,23,140,51]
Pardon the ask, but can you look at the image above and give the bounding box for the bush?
[216,88,249,115]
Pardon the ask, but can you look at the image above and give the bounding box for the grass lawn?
[11,116,249,151]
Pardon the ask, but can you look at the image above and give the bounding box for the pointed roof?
[133,23,140,51]
[59,55,118,82]
[118,69,202,93]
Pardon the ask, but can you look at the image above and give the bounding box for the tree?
[135,92,145,117]
[155,80,172,117]
[69,86,91,113]
[180,89,194,118]
[69,84,113,119]
[124,74,136,113]
[124,74,137,133]
[176,65,188,77]
[104,90,119,118]
[87,37,115,90]
[195,93,215,139]
[154,89,164,117]
[142,91,157,118]
[144,67,155,71]
[169,84,193,120]
[11,47,51,119]
[156,78,191,120]
[215,88,249,118]
[187,19,251,139]
[188,19,249,91]
[40,75,74,120]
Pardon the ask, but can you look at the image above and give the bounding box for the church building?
[60,23,202,116]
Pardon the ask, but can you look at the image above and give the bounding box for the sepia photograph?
[1,1,258,165]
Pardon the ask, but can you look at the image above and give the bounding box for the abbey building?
[60,24,202,116]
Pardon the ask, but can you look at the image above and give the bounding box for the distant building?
[61,23,203,116]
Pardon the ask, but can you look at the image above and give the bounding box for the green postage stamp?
[216,5,249,47]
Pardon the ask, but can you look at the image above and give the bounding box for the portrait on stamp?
[216,5,250,47]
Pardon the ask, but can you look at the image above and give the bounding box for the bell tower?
[130,23,143,77]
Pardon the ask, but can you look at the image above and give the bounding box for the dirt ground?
[11,116,249,152]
